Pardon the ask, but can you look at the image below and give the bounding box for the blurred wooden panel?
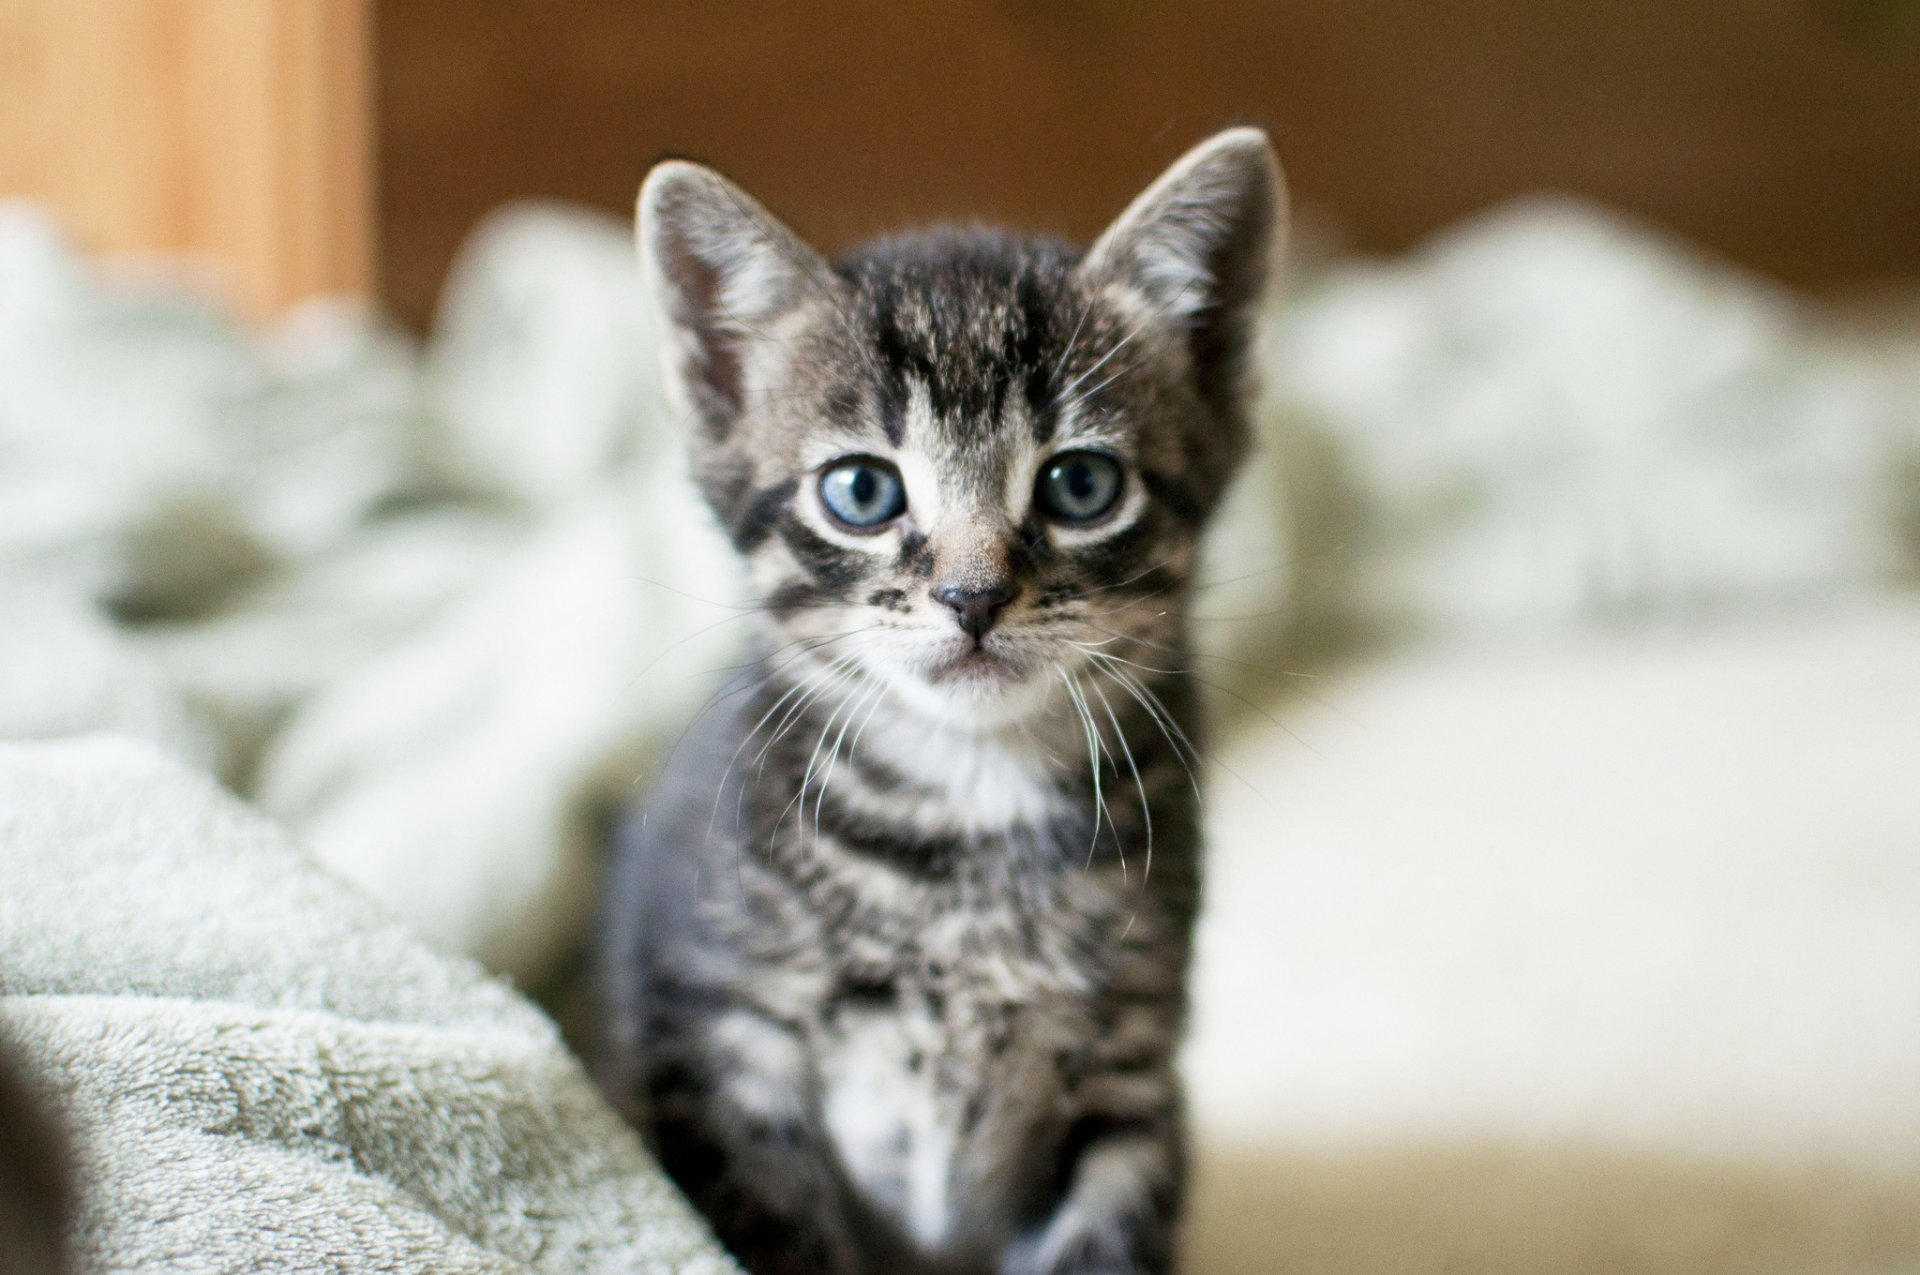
[0,0,373,317]
[374,0,1920,329]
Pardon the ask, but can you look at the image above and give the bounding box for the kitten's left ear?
[638,160,839,438]
[1083,127,1288,418]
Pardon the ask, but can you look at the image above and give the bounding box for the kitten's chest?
[815,941,1084,1260]
[763,700,1141,1253]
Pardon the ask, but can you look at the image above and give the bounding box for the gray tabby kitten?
[597,128,1285,1275]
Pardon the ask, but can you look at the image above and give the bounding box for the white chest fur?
[856,710,1062,835]
[820,1007,962,1254]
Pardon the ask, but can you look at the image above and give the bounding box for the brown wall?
[0,0,373,319]
[7,2,1913,324]
[374,0,1920,328]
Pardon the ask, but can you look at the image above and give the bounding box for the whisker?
[1090,660,1202,814]
[1087,673,1149,900]
[1056,276,1200,409]
[619,606,762,697]
[812,676,887,846]
[1065,618,1358,731]
[779,667,872,851]
[1066,641,1182,678]
[638,626,871,799]
[738,660,852,854]
[1050,293,1098,385]
[1186,545,1346,595]
[843,674,894,771]
[1051,540,1352,619]
[753,647,865,776]
[707,646,863,841]
[1093,657,1280,817]
[1060,670,1117,875]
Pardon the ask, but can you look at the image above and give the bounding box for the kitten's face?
[640,130,1285,728]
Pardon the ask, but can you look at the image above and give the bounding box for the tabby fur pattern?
[597,128,1286,1275]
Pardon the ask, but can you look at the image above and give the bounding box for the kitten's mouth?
[928,647,1012,684]
[923,638,1030,690]
[885,633,1059,726]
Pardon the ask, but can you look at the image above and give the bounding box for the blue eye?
[819,457,906,529]
[1036,451,1123,523]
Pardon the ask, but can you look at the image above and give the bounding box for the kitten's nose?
[932,581,1016,641]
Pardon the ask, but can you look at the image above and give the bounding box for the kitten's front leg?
[1002,1109,1184,1275]
[645,1009,862,1275]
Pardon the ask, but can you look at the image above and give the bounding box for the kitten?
[596,129,1285,1275]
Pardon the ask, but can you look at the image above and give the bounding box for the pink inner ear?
[641,161,835,436]
[1081,132,1282,424]
[1086,130,1282,324]
[658,228,749,428]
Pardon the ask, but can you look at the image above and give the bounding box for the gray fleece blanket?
[0,735,736,1274]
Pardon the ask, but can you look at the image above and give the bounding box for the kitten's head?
[639,130,1285,728]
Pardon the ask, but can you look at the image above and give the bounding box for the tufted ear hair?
[637,160,838,437]
[1082,127,1288,420]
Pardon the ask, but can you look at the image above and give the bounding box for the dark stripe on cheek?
[1013,516,1056,571]
[1140,469,1209,527]
[730,478,798,552]
[765,579,823,616]
[895,530,934,578]
[1075,514,1163,583]
[1034,583,1078,609]
[778,515,872,591]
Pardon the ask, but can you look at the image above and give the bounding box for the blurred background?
[3,3,1919,1274]
[6,0,1920,321]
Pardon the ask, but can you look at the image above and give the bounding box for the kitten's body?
[603,651,1198,1273]
[597,132,1284,1275]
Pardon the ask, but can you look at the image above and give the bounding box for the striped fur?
[597,129,1285,1275]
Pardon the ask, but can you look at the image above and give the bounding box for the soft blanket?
[0,735,737,1274]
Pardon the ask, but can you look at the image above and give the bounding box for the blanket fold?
[0,735,737,1274]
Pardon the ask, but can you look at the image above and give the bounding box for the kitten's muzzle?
[932,581,1016,642]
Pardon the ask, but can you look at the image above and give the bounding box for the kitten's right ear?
[1083,128,1286,423]
[637,161,837,436]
